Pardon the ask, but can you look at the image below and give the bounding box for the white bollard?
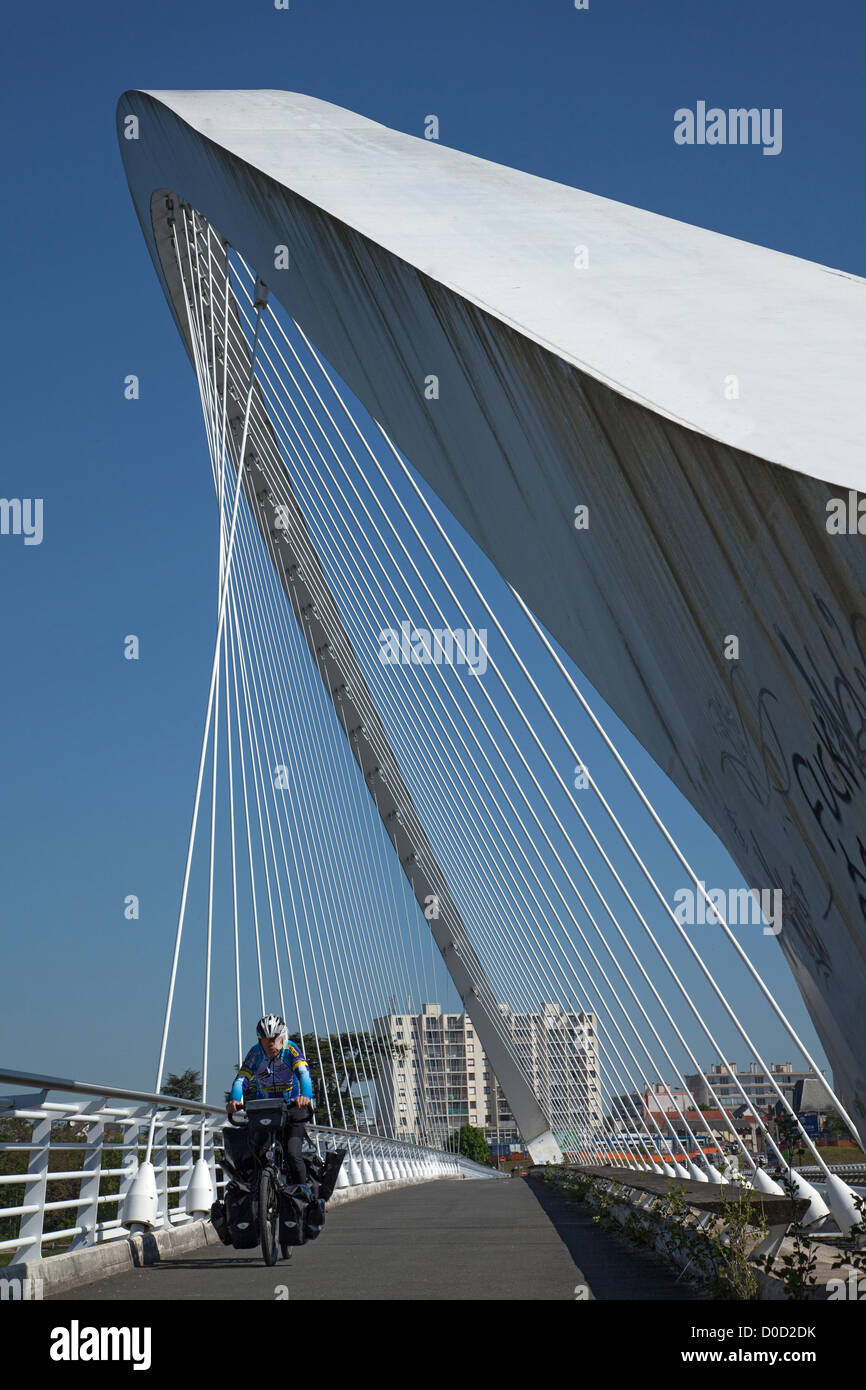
[122,1161,159,1229]
[184,1157,215,1216]
[359,1154,375,1184]
[346,1153,363,1185]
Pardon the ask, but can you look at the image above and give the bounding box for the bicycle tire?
[259,1167,279,1266]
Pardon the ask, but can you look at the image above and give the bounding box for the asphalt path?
[50,1176,702,1301]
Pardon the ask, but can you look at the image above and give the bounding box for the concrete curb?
[5,1175,456,1297]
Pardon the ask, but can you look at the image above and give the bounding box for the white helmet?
[256,1014,287,1041]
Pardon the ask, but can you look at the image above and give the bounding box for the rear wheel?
[259,1168,279,1266]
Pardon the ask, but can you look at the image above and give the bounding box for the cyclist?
[227,1014,314,1185]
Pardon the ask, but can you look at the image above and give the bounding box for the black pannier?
[306,1152,325,1188]
[223,1181,259,1249]
[210,1198,231,1245]
[319,1149,347,1202]
[221,1123,255,1180]
[304,1195,326,1241]
[278,1188,308,1247]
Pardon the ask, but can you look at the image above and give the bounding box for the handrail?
[0,1069,487,1161]
[0,1069,501,1263]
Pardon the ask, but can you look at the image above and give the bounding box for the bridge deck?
[48,1178,701,1301]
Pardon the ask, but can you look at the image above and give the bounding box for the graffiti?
[707,595,866,984]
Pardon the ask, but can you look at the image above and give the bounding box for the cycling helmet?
[256,1014,287,1041]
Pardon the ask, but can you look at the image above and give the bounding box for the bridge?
[2,90,866,1316]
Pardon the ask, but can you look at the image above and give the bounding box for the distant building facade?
[372,1001,601,1149]
[684,1062,828,1113]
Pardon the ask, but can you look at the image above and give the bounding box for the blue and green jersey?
[229,1039,314,1105]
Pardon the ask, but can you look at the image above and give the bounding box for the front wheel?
[259,1168,280,1266]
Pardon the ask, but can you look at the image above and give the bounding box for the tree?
[446,1124,491,1165]
[161,1070,202,1206]
[821,1107,849,1143]
[290,1030,392,1129]
[162,1069,202,1101]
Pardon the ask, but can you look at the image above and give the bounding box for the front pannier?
[223,1181,259,1248]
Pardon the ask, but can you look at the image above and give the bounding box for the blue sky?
[1,0,863,1107]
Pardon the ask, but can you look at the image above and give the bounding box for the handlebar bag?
[246,1099,287,1151]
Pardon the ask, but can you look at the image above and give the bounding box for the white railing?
[0,1069,500,1261]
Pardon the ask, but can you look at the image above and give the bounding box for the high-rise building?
[372,1003,486,1145]
[496,1002,602,1147]
[372,1002,601,1150]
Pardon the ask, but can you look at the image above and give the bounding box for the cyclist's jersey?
[229,1040,313,1106]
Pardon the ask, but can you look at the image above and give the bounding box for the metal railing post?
[70,1102,104,1251]
[15,1114,50,1262]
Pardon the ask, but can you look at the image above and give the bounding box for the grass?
[793,1144,865,1166]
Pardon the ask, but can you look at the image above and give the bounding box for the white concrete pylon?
[184,1157,215,1216]
[825,1174,862,1236]
[784,1169,830,1226]
[749,1166,785,1197]
[122,1161,158,1228]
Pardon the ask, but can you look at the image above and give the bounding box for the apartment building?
[372,1003,490,1145]
[684,1062,828,1113]
[372,1001,601,1149]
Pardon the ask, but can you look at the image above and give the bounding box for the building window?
[468,1073,475,1080]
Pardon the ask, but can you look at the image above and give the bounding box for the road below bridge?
[50,1176,702,1301]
